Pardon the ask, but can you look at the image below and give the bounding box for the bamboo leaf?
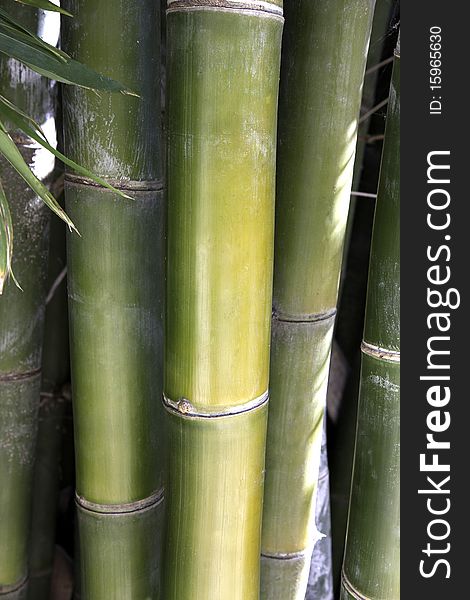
[0,29,135,94]
[0,95,132,199]
[0,12,68,62]
[14,0,72,17]
[0,123,78,234]
[0,179,13,293]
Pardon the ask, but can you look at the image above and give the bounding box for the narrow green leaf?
[14,0,73,17]
[0,13,68,62]
[0,125,78,234]
[0,178,13,293]
[0,94,132,199]
[0,31,134,94]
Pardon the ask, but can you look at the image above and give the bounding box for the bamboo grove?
[0,1,400,599]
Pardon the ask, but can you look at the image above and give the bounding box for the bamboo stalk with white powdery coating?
[164,1,283,598]
[62,1,164,597]
[0,4,56,597]
[260,1,375,598]
[341,36,400,600]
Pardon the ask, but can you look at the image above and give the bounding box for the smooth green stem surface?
[163,404,268,600]
[0,376,41,589]
[341,41,400,600]
[62,1,164,596]
[28,395,66,600]
[1,6,53,582]
[262,317,334,553]
[332,0,395,589]
[272,0,376,317]
[66,185,164,505]
[28,187,69,600]
[164,2,282,598]
[77,499,164,600]
[62,0,162,180]
[165,3,283,411]
[341,356,399,600]
[261,1,375,597]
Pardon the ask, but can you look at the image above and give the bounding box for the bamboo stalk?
[0,4,56,596]
[163,2,283,597]
[341,36,400,600]
[27,393,65,600]
[260,1,375,598]
[62,1,164,597]
[332,0,396,590]
[28,185,69,600]
[341,0,394,280]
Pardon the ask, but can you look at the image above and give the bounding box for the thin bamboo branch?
[45,266,66,305]
[358,98,389,123]
[365,54,393,75]
[350,191,377,198]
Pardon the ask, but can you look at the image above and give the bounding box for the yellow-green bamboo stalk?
[341,36,400,600]
[261,1,375,598]
[163,1,283,598]
[0,3,56,597]
[62,1,164,597]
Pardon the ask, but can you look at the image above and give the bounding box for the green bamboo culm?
[62,1,165,597]
[28,185,69,600]
[260,1,376,598]
[340,0,394,283]
[331,0,395,589]
[341,35,400,600]
[0,3,57,597]
[164,1,283,598]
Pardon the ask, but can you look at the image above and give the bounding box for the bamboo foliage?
[341,35,400,600]
[163,1,283,598]
[261,1,376,598]
[62,1,164,597]
[0,0,137,288]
